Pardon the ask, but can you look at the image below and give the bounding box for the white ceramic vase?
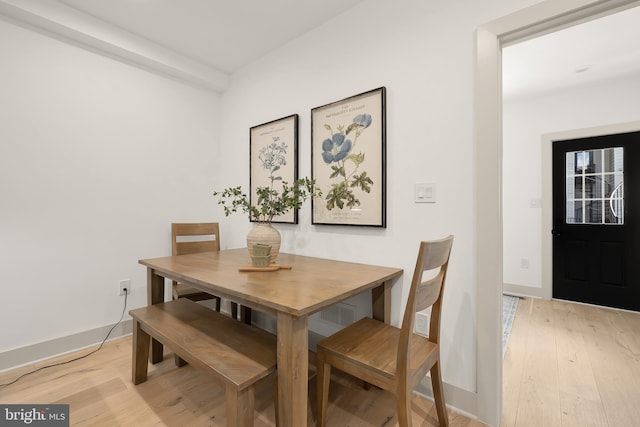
[246,223,281,264]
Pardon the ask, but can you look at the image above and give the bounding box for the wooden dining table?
[139,248,403,426]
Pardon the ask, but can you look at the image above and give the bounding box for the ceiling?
[503,5,640,99]
[1,1,639,95]
[57,0,365,74]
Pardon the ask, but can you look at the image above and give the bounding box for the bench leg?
[132,319,150,385]
[226,384,254,427]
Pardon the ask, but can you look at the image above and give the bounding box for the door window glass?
[566,147,623,224]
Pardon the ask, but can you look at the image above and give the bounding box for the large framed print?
[250,114,298,224]
[311,87,386,227]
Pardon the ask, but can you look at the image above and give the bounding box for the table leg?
[372,280,391,323]
[276,313,308,427]
[147,268,165,363]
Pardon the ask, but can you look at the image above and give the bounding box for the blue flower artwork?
[320,113,374,211]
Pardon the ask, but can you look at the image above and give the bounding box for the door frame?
[475,1,640,425]
[541,121,640,301]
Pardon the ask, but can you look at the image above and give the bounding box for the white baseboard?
[415,375,478,420]
[503,282,546,299]
[0,319,132,372]
[1,299,227,373]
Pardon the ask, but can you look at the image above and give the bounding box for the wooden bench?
[129,298,277,427]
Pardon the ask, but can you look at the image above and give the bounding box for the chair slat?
[415,271,445,313]
[175,240,219,255]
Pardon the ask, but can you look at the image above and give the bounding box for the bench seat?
[129,298,277,426]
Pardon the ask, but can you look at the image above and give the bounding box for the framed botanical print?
[250,114,299,224]
[311,87,386,227]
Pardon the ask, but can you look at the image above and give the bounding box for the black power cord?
[0,291,128,388]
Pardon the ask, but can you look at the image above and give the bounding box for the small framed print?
[311,87,386,227]
[250,114,299,224]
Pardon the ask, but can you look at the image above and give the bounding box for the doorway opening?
[475,1,640,425]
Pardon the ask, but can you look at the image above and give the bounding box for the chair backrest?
[398,235,454,373]
[171,222,221,256]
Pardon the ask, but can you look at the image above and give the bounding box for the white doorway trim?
[541,120,640,301]
[475,1,640,425]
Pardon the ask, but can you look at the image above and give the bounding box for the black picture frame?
[311,87,386,227]
[249,114,299,224]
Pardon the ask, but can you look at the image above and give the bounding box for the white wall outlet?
[415,311,429,335]
[119,279,131,296]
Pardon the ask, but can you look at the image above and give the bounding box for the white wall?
[0,19,221,358]
[0,0,556,417]
[217,0,538,399]
[503,73,640,291]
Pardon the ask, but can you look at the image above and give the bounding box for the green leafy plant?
[213,139,320,222]
[213,177,320,223]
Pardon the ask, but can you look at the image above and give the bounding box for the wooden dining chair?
[316,235,454,427]
[171,222,223,309]
[172,222,252,325]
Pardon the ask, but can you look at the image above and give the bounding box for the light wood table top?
[139,248,403,427]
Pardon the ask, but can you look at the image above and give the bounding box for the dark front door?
[552,131,640,311]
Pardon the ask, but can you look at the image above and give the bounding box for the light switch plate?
[415,182,436,203]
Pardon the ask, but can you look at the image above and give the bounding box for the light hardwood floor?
[502,297,640,427]
[4,298,637,426]
[0,336,485,426]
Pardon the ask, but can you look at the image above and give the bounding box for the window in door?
[565,147,624,224]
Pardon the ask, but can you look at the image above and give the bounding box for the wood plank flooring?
[4,298,636,426]
[502,298,640,427]
[0,336,485,426]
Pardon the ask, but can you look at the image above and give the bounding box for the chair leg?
[241,306,252,325]
[430,361,449,426]
[316,352,331,427]
[396,386,412,427]
[132,319,150,385]
[272,376,279,427]
[215,297,221,312]
[231,302,238,319]
[174,354,188,367]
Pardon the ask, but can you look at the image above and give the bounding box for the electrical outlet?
[119,279,131,296]
[415,311,429,335]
